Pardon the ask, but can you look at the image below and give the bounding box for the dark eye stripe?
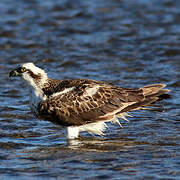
[26,69,42,79]
[16,67,26,73]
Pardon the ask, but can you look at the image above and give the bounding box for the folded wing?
[37,79,169,126]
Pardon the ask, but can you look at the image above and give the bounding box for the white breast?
[29,88,46,114]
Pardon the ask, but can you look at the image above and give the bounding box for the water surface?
[0,0,180,179]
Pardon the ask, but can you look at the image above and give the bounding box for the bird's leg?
[66,126,80,139]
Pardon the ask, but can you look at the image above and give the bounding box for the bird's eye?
[21,67,26,72]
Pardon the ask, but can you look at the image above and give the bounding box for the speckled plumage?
[9,63,170,139]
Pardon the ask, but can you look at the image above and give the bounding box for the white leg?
[66,126,80,139]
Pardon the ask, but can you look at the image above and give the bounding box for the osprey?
[9,63,170,139]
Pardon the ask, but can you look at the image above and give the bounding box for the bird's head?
[9,63,48,88]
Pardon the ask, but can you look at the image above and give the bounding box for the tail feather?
[142,84,167,96]
[120,97,158,113]
[120,84,170,113]
[142,84,171,100]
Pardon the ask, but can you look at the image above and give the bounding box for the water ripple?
[0,0,179,179]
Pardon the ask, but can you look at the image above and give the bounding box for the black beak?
[9,70,20,77]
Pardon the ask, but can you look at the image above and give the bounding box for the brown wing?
[37,79,169,126]
[37,79,146,126]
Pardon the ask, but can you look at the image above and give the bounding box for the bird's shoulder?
[42,78,106,97]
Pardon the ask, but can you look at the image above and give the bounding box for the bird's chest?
[29,89,46,115]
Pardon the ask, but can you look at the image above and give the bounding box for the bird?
[9,62,170,139]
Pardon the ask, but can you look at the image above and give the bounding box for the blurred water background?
[0,0,180,179]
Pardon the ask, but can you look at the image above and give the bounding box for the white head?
[9,62,48,89]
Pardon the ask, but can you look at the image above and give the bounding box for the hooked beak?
[9,69,20,77]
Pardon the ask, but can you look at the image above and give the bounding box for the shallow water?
[0,0,180,179]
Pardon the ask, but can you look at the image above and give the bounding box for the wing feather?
[37,79,145,126]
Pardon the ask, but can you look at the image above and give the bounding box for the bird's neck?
[28,78,47,99]
[25,78,48,113]
[28,86,45,114]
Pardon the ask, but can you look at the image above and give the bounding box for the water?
[0,0,180,179]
